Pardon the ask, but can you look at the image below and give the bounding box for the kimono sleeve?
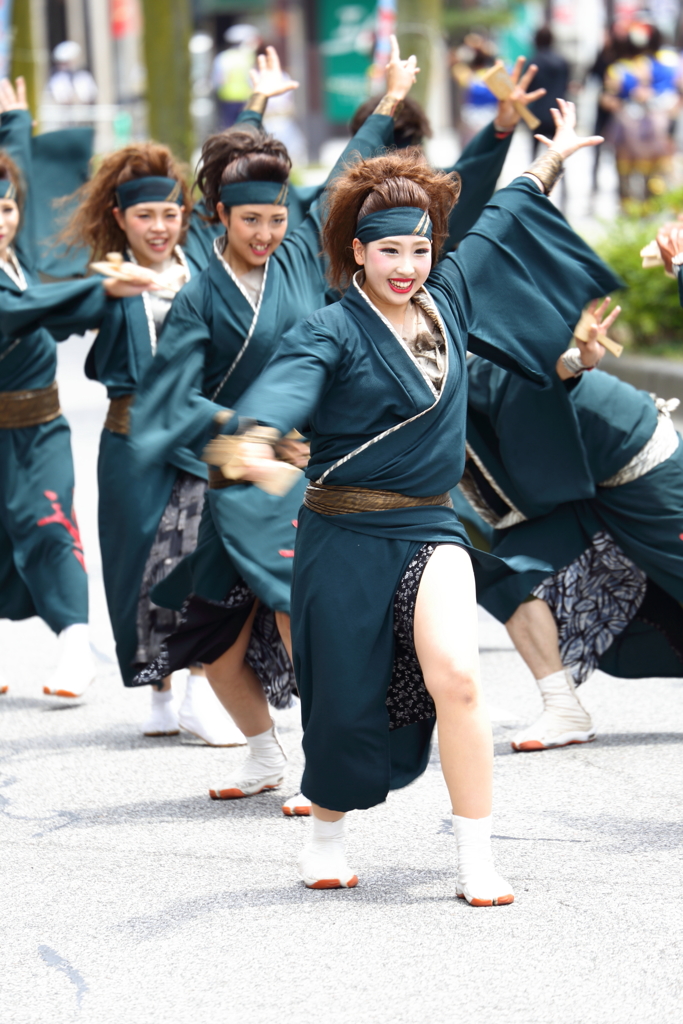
[277,112,396,281]
[0,110,38,273]
[30,126,94,278]
[428,177,623,387]
[129,284,223,472]
[236,318,342,435]
[442,121,513,250]
[0,277,107,340]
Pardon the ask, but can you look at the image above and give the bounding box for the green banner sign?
[318,1,376,124]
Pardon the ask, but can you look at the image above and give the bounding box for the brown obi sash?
[304,482,453,516]
[104,394,134,435]
[0,381,61,429]
[208,466,241,490]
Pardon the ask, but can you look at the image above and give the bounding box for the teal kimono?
[133,117,522,621]
[85,248,206,685]
[232,177,621,811]
[0,242,108,630]
[0,109,94,278]
[131,111,403,623]
[463,358,683,679]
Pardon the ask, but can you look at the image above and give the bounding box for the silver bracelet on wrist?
[560,348,588,376]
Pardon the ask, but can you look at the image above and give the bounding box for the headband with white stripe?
[219,181,290,207]
[355,207,432,243]
[0,180,17,201]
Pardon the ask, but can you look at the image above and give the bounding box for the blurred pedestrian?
[527,26,569,158]
[47,41,97,111]
[212,24,260,129]
[451,34,498,147]
[601,22,682,203]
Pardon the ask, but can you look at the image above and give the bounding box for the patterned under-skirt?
[531,529,683,684]
[132,541,440,727]
[131,471,207,674]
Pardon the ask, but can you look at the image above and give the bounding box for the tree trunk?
[140,0,193,161]
[10,0,39,118]
[396,0,442,110]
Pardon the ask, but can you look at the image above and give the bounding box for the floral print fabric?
[532,530,647,684]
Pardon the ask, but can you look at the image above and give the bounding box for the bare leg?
[204,603,271,737]
[505,598,563,680]
[413,544,491,818]
[274,611,293,662]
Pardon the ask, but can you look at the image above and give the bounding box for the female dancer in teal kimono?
[0,128,152,698]
[63,51,300,742]
[459,303,683,753]
[131,41,546,805]
[130,40,424,752]
[205,100,620,899]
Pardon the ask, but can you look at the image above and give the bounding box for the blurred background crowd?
[5,0,683,353]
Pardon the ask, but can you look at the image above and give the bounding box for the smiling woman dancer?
[214,100,621,901]
[62,51,297,742]
[130,36,421,780]
[0,84,150,699]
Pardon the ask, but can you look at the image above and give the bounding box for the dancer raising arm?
[129,37,422,787]
[60,51,300,742]
[0,85,152,698]
[220,100,620,901]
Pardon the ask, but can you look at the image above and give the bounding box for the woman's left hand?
[534,97,604,160]
[577,297,621,366]
[249,46,299,98]
[495,57,546,130]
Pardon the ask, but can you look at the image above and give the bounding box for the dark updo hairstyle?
[0,150,25,211]
[63,142,192,261]
[195,126,292,223]
[349,96,433,149]
[322,148,461,292]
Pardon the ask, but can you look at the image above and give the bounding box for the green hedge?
[593,190,683,355]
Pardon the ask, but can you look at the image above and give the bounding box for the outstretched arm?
[444,57,546,249]
[429,101,622,385]
[235,45,299,129]
[0,78,37,271]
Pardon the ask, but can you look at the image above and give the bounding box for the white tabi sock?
[142,684,179,736]
[297,814,358,889]
[209,723,285,798]
[245,725,287,774]
[512,668,594,751]
[452,813,514,906]
[43,623,95,698]
[152,687,174,704]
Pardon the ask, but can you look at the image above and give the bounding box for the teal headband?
[355,206,432,243]
[219,180,289,208]
[0,179,17,201]
[115,176,182,210]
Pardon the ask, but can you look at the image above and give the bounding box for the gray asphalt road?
[2,337,682,1024]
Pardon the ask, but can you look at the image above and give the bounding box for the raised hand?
[577,297,621,366]
[385,34,420,101]
[656,221,683,274]
[495,57,546,130]
[0,77,29,113]
[535,98,604,160]
[249,46,299,98]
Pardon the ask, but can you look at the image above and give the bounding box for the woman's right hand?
[385,34,420,101]
[0,77,29,113]
[249,46,299,98]
[102,264,162,298]
[534,97,604,160]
